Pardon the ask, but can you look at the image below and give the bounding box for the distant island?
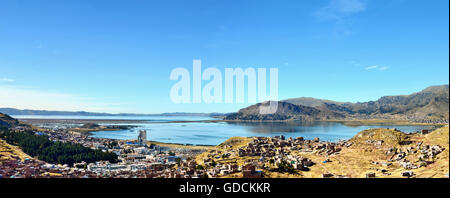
[225,85,449,124]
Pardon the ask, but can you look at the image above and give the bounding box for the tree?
[0,130,119,166]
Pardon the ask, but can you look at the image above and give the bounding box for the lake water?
[13,115,437,146]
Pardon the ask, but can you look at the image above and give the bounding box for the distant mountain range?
[0,108,224,118]
[225,85,449,122]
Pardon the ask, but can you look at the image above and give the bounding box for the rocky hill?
[226,85,449,122]
[224,101,345,121]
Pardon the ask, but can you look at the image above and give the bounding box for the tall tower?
[138,130,147,145]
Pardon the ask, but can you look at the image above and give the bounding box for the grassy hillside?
[0,138,32,161]
[416,126,449,177]
[224,101,345,121]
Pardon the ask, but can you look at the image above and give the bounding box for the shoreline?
[323,119,446,127]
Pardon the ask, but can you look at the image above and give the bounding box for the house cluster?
[80,159,188,178]
[238,135,347,160]
[206,162,240,177]
[194,135,354,178]
[347,115,449,125]
[242,163,262,178]
[368,140,446,177]
[407,117,449,125]
[3,126,214,178]
[200,149,266,178]
[283,155,314,171]
[80,151,207,178]
[238,137,276,157]
[39,130,117,151]
[0,157,104,178]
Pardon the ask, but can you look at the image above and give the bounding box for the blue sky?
[0,0,448,113]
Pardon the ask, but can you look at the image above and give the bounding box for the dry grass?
[217,136,253,149]
[206,126,449,178]
[411,126,449,178]
[0,138,32,161]
[195,137,253,166]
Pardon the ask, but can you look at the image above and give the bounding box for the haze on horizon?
[0,0,449,114]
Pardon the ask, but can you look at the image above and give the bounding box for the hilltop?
[225,85,449,122]
[224,101,345,121]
